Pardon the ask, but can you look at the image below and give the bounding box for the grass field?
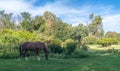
[0,55,120,71]
[0,45,120,71]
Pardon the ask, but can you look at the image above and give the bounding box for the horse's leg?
[18,45,23,61]
[23,50,28,60]
[45,51,49,60]
[44,49,49,60]
[20,49,24,57]
[18,50,23,61]
[35,50,40,61]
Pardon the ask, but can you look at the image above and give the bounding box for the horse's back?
[20,41,46,50]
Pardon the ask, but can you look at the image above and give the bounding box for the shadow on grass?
[0,56,19,59]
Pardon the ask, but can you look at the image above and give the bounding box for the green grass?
[0,45,120,71]
[0,53,120,71]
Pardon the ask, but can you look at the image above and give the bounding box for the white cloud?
[0,0,33,14]
[0,0,120,33]
[103,14,120,33]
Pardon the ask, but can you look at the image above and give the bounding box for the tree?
[105,31,119,38]
[20,12,33,32]
[42,11,71,40]
[52,21,71,40]
[32,16,45,31]
[0,10,16,29]
[89,13,94,20]
[71,24,89,42]
[42,11,58,35]
[88,13,104,37]
[105,31,120,43]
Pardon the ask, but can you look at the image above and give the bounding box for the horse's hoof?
[37,59,40,61]
[36,56,40,61]
[25,57,28,60]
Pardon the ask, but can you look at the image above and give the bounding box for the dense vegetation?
[0,10,120,71]
[0,10,120,57]
[0,45,120,71]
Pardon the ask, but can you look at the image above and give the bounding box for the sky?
[0,0,120,33]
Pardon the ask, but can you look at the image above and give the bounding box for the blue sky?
[0,0,120,33]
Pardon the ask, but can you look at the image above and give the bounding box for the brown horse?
[19,41,49,61]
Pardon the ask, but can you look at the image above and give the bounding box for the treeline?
[0,10,120,58]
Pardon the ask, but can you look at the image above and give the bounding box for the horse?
[19,41,49,61]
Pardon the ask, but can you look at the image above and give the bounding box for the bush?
[0,44,19,58]
[71,44,89,58]
[106,48,120,54]
[48,44,63,54]
[0,35,19,45]
[62,39,77,57]
[64,44,90,58]
[71,50,89,58]
[0,29,42,57]
[47,38,63,54]
[65,42,77,55]
[81,36,98,44]
[97,38,118,47]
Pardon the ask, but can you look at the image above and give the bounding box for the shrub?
[47,38,63,54]
[71,50,89,58]
[97,38,118,47]
[71,44,89,58]
[81,36,98,44]
[62,39,76,48]
[64,44,90,58]
[48,44,63,54]
[0,29,42,57]
[62,39,77,57]
[106,48,120,54]
[0,35,19,45]
[0,44,19,58]
[65,42,77,55]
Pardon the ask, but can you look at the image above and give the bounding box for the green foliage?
[47,38,63,54]
[38,24,46,32]
[107,48,120,54]
[97,38,118,47]
[0,29,20,57]
[81,36,98,44]
[71,50,89,58]
[71,24,89,41]
[20,12,33,32]
[65,42,77,55]
[0,29,38,43]
[0,29,43,57]
[105,31,120,44]
[0,10,16,29]
[32,16,45,31]
[88,14,104,37]
[42,11,71,40]
[62,39,75,48]
[52,22,71,40]
[0,44,18,58]
[0,29,19,45]
[62,39,77,57]
[71,44,89,58]
[105,31,119,38]
[48,44,63,54]
[1,10,120,61]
